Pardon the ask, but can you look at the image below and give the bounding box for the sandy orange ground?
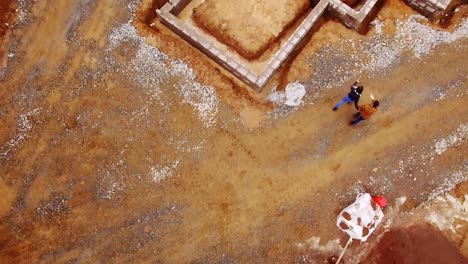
[0,0,467,263]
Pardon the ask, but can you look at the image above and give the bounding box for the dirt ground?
[0,0,17,68]
[0,0,467,263]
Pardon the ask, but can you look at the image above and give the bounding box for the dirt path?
[0,0,467,263]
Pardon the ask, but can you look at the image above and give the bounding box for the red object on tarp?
[372,195,387,207]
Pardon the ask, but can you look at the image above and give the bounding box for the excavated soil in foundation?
[192,0,310,60]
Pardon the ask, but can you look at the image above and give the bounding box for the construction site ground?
[0,0,467,263]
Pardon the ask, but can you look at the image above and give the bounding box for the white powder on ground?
[365,15,468,70]
[107,22,220,185]
[0,107,41,160]
[434,123,468,155]
[149,160,180,183]
[427,170,468,201]
[296,236,342,254]
[370,19,384,35]
[107,23,219,128]
[267,86,286,105]
[96,159,127,200]
[170,61,219,127]
[426,194,468,236]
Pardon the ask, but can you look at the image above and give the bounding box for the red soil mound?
[364,224,468,264]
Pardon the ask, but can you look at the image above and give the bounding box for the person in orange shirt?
[350,100,379,125]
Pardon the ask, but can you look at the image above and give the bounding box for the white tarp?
[284,82,306,106]
[336,193,384,241]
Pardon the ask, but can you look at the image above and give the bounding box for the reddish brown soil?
[364,224,468,264]
[0,0,466,263]
[0,0,17,66]
[0,0,16,40]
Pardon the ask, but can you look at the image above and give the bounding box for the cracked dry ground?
[0,0,467,263]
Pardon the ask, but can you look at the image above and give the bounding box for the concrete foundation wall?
[404,0,456,21]
[156,0,455,92]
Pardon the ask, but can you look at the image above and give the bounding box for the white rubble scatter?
[426,194,468,236]
[17,0,30,23]
[127,0,140,17]
[428,170,468,201]
[108,23,139,50]
[296,237,342,254]
[370,19,384,34]
[150,160,180,183]
[107,23,219,128]
[434,123,468,155]
[305,16,468,97]
[96,159,127,200]
[336,180,364,202]
[170,61,219,127]
[174,138,206,153]
[368,174,393,194]
[435,90,447,101]
[284,82,306,106]
[8,53,15,58]
[381,196,408,230]
[363,39,401,72]
[435,139,449,155]
[0,108,41,160]
[339,124,465,203]
[396,16,468,58]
